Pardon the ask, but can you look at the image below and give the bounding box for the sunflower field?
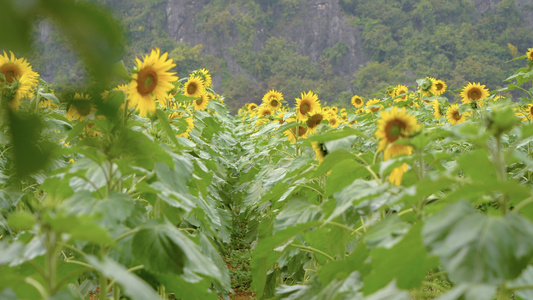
[4,1,533,300]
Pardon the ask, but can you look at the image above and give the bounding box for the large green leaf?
[423,201,533,284]
[251,221,321,299]
[273,199,322,233]
[363,223,438,294]
[85,256,160,300]
[132,219,223,281]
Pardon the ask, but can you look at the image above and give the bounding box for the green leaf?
[308,127,370,142]
[252,221,321,298]
[457,149,497,182]
[423,201,533,284]
[85,256,160,300]
[318,242,370,286]
[156,109,181,149]
[325,158,367,198]
[273,199,322,233]
[364,215,410,249]
[363,223,438,294]
[507,266,533,300]
[0,0,33,52]
[312,148,355,177]
[132,221,186,275]
[7,211,36,231]
[133,219,223,281]
[44,213,114,246]
[435,284,496,300]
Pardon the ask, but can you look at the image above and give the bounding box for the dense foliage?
[28,0,533,112]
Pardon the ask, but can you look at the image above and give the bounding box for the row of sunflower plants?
[0,48,244,299]
[231,49,533,299]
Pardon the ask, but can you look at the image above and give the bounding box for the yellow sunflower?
[393,85,409,102]
[196,68,212,87]
[527,48,533,61]
[375,106,418,185]
[328,114,340,128]
[365,98,383,113]
[66,93,96,121]
[127,48,177,117]
[515,104,533,121]
[431,100,443,119]
[285,118,308,142]
[446,104,471,125]
[351,95,364,108]
[295,91,320,121]
[262,89,284,111]
[306,111,324,134]
[257,105,274,118]
[375,106,418,159]
[430,78,447,96]
[0,51,39,110]
[247,103,258,114]
[193,93,209,110]
[183,75,205,98]
[460,82,489,104]
[312,142,327,164]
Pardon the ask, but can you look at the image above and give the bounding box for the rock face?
[165,0,367,78]
[471,0,533,26]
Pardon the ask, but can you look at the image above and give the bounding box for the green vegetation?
[29,0,533,111]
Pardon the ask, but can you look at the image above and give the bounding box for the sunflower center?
[187,83,197,95]
[137,68,158,96]
[436,83,443,91]
[370,106,380,112]
[355,98,362,105]
[452,110,462,120]
[196,98,203,106]
[329,118,337,126]
[467,88,481,100]
[300,101,311,115]
[384,119,407,142]
[262,109,272,116]
[306,114,323,128]
[73,101,92,116]
[529,106,533,116]
[0,63,20,83]
[270,99,279,107]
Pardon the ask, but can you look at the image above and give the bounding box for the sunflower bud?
[486,102,517,137]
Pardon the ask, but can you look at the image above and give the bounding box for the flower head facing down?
[128,48,178,117]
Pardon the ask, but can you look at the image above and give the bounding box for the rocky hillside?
[34,0,533,112]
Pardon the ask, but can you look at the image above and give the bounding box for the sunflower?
[0,51,39,110]
[460,82,489,104]
[295,91,320,121]
[419,77,433,97]
[515,104,533,121]
[527,48,533,61]
[375,106,418,160]
[350,95,364,108]
[285,118,308,142]
[66,93,96,121]
[312,142,327,164]
[127,48,177,117]
[431,100,443,119]
[330,106,339,114]
[375,107,418,185]
[247,103,258,114]
[257,105,274,118]
[430,78,447,96]
[193,93,209,110]
[262,89,284,110]
[389,163,408,186]
[196,68,212,87]
[365,98,383,113]
[393,85,409,102]
[328,114,340,128]
[183,75,205,98]
[446,104,471,125]
[306,111,324,134]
